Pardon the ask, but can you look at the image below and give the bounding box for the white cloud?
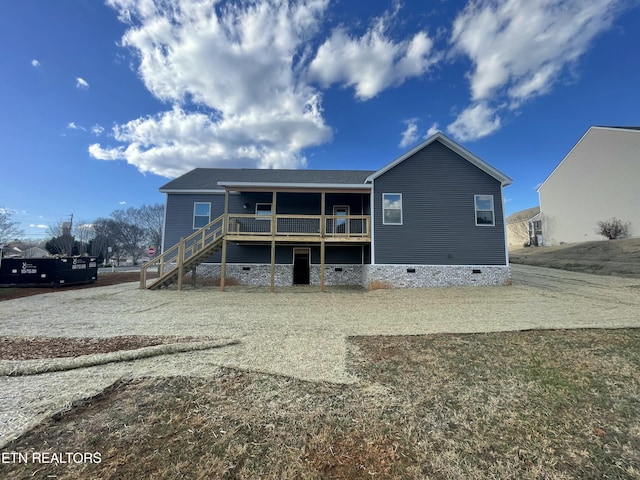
[446,103,501,142]
[97,0,336,176]
[447,0,628,141]
[29,224,48,229]
[451,0,625,102]
[425,123,440,138]
[67,122,86,131]
[92,124,105,136]
[31,59,40,67]
[76,77,90,89]
[399,119,419,148]
[308,12,438,100]
[88,143,124,161]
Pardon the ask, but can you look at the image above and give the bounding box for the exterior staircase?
[140,212,371,290]
[140,215,224,290]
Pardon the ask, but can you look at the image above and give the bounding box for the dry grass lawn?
[510,237,640,277]
[2,242,640,478]
[2,329,640,479]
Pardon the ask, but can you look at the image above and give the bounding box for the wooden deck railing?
[141,213,371,289]
[226,214,370,238]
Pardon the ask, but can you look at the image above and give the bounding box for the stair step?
[145,233,224,289]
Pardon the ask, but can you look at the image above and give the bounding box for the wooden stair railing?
[140,215,225,290]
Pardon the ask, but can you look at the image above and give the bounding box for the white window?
[382,193,402,225]
[255,203,272,219]
[193,202,211,229]
[333,205,349,233]
[475,195,495,226]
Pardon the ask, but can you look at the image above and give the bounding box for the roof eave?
[159,188,226,194]
[217,181,372,192]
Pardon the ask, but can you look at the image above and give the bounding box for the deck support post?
[320,192,326,292]
[140,267,146,289]
[270,191,277,292]
[320,239,325,292]
[270,239,276,292]
[177,238,184,291]
[220,189,230,292]
[220,238,227,292]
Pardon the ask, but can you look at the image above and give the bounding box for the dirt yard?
[1,264,640,477]
[0,271,140,301]
[1,264,640,452]
[3,328,640,479]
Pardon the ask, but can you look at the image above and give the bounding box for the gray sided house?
[144,133,512,290]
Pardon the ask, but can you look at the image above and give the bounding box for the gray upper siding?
[161,135,509,267]
[372,140,507,265]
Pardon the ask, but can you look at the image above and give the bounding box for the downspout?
[220,188,230,292]
[370,182,375,265]
[501,183,510,267]
[320,191,326,292]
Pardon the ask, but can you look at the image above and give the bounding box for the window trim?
[255,202,272,220]
[474,194,495,227]
[193,202,211,229]
[382,193,403,225]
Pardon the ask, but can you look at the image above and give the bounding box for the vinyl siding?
[373,140,506,265]
[163,193,224,250]
[538,127,640,245]
[163,192,368,265]
[219,244,363,265]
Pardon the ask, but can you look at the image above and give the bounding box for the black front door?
[293,250,310,285]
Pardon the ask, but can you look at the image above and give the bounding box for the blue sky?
[1,0,639,240]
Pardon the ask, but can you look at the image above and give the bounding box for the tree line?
[1,204,164,265]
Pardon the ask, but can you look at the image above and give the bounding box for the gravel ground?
[1,264,639,447]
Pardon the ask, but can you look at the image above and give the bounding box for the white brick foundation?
[193,263,510,288]
[363,264,511,288]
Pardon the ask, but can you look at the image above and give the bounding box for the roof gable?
[159,133,513,193]
[506,206,540,224]
[366,132,512,186]
[537,126,640,192]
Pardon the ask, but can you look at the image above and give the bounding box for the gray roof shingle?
[160,168,375,191]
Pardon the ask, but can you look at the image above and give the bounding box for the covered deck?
[219,183,371,291]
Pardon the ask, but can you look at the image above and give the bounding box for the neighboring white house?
[537,126,640,245]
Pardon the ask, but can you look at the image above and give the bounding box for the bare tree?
[109,204,164,262]
[73,219,95,255]
[0,208,24,246]
[137,204,164,251]
[90,218,116,263]
[45,223,75,255]
[111,208,147,264]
